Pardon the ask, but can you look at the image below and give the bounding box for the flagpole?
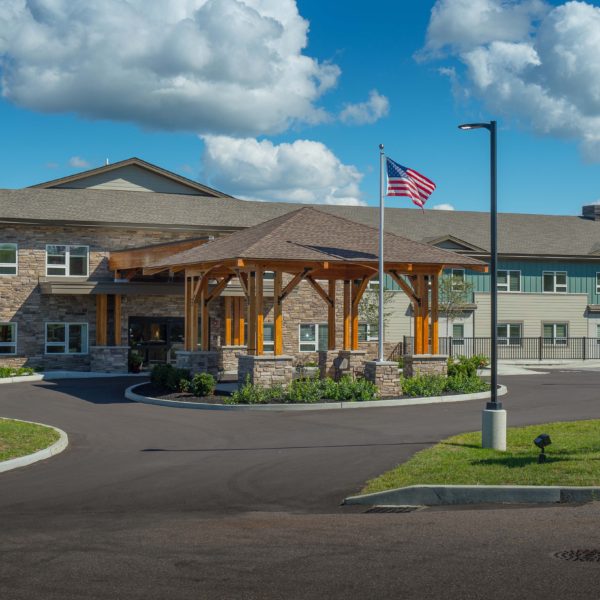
[378,144,385,363]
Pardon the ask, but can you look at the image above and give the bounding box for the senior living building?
[2,157,600,372]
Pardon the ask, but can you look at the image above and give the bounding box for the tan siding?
[474,292,589,337]
[54,165,202,195]
[384,293,412,341]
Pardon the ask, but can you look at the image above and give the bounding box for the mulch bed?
[135,382,230,404]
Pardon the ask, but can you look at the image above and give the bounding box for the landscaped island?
[0,418,60,462]
[363,420,600,493]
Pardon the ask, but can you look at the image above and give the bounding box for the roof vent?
[582,205,600,221]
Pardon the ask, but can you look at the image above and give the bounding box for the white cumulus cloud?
[68,156,90,169]
[0,0,340,136]
[339,90,390,125]
[201,135,365,205]
[422,0,600,160]
[432,203,455,211]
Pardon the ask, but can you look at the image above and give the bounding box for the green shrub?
[447,355,489,378]
[0,366,35,378]
[178,378,191,393]
[445,374,490,394]
[229,376,284,405]
[190,372,216,397]
[401,374,447,397]
[150,364,190,391]
[336,375,379,402]
[287,377,322,403]
[319,377,339,401]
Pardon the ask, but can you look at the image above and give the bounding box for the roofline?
[28,156,233,198]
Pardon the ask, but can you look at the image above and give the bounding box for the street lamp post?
[458,120,506,451]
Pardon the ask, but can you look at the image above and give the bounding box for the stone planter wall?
[403,354,448,378]
[335,350,367,379]
[176,351,220,378]
[90,346,129,373]
[220,345,247,372]
[238,355,294,388]
[364,360,402,398]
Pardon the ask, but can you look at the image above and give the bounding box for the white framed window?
[543,271,567,293]
[299,323,328,352]
[358,322,379,341]
[45,323,88,354]
[543,322,568,345]
[0,243,17,276]
[497,270,521,292]
[46,245,89,277]
[263,323,274,352]
[596,273,600,294]
[497,323,522,346]
[452,323,465,346]
[450,269,465,290]
[0,322,17,354]
[596,324,600,345]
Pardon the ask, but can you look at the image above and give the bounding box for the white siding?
[54,165,202,195]
[474,292,589,337]
[384,293,412,342]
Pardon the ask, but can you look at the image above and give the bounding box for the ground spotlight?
[534,433,552,463]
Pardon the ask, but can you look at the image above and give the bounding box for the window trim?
[298,323,328,352]
[596,272,600,294]
[45,244,90,277]
[44,322,89,355]
[497,322,522,346]
[263,323,274,352]
[0,242,18,276]
[358,322,379,342]
[542,322,569,346]
[542,271,567,294]
[497,269,521,293]
[0,322,17,355]
[452,323,465,346]
[450,268,465,290]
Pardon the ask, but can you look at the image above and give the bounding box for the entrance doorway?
[128,317,185,365]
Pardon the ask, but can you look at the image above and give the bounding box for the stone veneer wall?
[89,346,129,373]
[403,354,449,378]
[176,351,220,378]
[238,354,294,387]
[364,361,402,398]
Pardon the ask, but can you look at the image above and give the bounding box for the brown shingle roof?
[149,207,486,269]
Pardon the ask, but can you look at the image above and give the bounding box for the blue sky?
[1,0,598,216]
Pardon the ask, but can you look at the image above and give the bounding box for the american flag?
[386,158,436,208]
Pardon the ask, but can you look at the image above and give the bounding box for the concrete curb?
[125,383,507,411]
[0,374,44,384]
[343,484,600,507]
[0,372,148,384]
[0,418,69,474]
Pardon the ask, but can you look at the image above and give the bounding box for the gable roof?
[148,207,486,270]
[29,157,231,198]
[424,234,487,253]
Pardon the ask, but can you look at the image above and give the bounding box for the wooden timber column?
[343,280,351,350]
[114,294,122,346]
[328,279,336,350]
[421,274,430,354]
[96,294,108,346]
[199,277,209,351]
[224,296,233,346]
[232,297,245,346]
[256,267,264,355]
[413,276,423,355]
[431,273,439,354]
[273,271,283,355]
[247,271,257,355]
[184,274,192,351]
[351,280,359,351]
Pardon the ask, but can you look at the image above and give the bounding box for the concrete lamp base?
[482,409,507,451]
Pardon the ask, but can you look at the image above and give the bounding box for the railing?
[403,336,600,360]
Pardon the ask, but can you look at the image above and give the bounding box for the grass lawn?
[0,418,60,462]
[363,420,600,494]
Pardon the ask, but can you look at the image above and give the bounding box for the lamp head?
[534,433,552,450]
[458,122,492,131]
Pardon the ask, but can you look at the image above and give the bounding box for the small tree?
[438,274,474,338]
[358,283,395,340]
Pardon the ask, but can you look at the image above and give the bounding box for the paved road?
[1,371,599,599]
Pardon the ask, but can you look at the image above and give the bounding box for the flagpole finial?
[379,143,384,151]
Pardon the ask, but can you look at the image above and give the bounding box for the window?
[543,271,567,293]
[543,323,568,345]
[497,270,521,292]
[450,269,465,290]
[299,323,328,352]
[263,323,274,352]
[46,245,89,277]
[0,243,17,275]
[452,323,465,346]
[0,323,17,354]
[596,324,600,346]
[497,323,522,345]
[358,322,379,341]
[45,323,88,354]
[596,273,600,294]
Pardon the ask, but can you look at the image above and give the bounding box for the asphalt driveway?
[1,371,599,599]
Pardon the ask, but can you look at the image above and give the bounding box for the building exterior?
[2,157,600,371]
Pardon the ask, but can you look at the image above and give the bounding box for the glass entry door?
[128,317,186,365]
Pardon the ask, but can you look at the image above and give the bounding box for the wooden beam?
[114,294,122,346]
[431,273,439,355]
[184,276,190,350]
[256,268,264,355]
[205,274,233,304]
[192,285,199,351]
[96,294,108,346]
[351,285,359,351]
[232,297,240,345]
[239,298,245,346]
[306,275,333,306]
[279,268,312,303]
[274,271,283,356]
[414,276,423,355]
[233,269,249,300]
[328,279,336,350]
[200,277,209,351]
[351,276,371,311]
[247,271,257,355]
[343,280,351,351]
[225,297,233,346]
[388,270,419,305]
[421,274,429,354]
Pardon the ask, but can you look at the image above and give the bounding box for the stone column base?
[318,350,340,379]
[176,351,220,378]
[403,354,448,378]
[219,345,247,372]
[336,350,367,379]
[364,361,402,398]
[238,355,294,388]
[90,346,129,373]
